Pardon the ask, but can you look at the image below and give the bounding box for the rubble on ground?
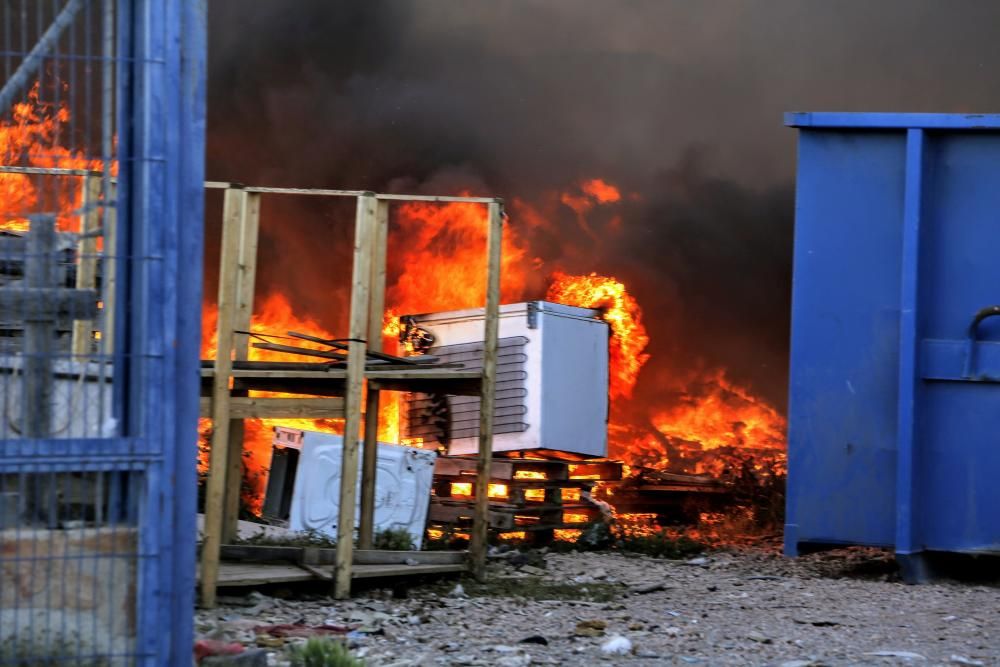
[195,548,999,666]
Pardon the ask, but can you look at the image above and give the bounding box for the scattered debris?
[193,549,999,665]
[601,634,633,655]
[252,623,349,638]
[574,619,608,637]
[864,650,927,660]
[194,639,246,662]
[201,649,269,666]
[519,635,549,645]
[630,581,666,594]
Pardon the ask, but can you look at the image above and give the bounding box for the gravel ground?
[196,547,999,666]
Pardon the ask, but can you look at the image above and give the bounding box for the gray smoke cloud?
[205,0,1000,410]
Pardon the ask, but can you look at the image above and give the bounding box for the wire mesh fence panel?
[0,1,206,664]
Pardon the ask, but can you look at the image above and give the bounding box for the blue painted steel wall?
[785,113,1000,566]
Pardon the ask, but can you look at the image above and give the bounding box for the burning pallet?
[428,454,622,541]
[596,467,734,523]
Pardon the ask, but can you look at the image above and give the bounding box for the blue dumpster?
[785,112,1000,579]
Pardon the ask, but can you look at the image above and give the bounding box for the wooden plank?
[223,191,261,544]
[365,369,481,380]
[251,341,347,361]
[429,503,516,530]
[199,368,479,380]
[199,397,345,419]
[350,563,467,579]
[334,194,376,599]
[200,187,247,608]
[211,562,316,587]
[71,175,102,356]
[353,549,466,565]
[219,544,308,563]
[434,457,514,480]
[359,199,389,550]
[101,183,118,356]
[470,201,504,581]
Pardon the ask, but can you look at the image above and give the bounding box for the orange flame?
[200,292,346,512]
[196,176,786,516]
[1,84,110,233]
[546,272,650,400]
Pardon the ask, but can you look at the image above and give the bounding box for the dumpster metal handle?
[962,305,1000,378]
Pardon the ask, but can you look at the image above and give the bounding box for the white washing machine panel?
[287,431,437,548]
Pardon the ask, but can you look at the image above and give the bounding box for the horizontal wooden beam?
[199,397,345,419]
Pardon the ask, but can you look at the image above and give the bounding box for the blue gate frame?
[116,0,206,660]
[0,1,206,663]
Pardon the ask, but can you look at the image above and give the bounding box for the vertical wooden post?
[221,191,261,543]
[71,175,102,356]
[358,198,389,550]
[333,193,376,599]
[200,186,246,607]
[102,183,118,356]
[470,201,503,581]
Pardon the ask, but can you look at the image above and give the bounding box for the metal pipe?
[0,0,86,117]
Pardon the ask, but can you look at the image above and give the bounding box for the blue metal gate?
[0,1,205,663]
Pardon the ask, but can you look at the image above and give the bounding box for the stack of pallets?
[428,455,623,542]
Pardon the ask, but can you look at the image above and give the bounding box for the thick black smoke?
[205,0,1000,410]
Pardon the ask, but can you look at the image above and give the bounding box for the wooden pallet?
[428,455,622,540]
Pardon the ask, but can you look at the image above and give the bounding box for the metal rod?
[0,0,86,116]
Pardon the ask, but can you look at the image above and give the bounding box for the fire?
[1,84,108,233]
[196,175,786,520]
[386,199,530,316]
[547,270,785,477]
[580,178,621,204]
[651,368,786,453]
[560,178,621,217]
[200,292,346,512]
[546,272,650,400]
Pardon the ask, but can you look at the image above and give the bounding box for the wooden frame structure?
[198,183,504,605]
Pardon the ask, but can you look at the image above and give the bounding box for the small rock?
[779,661,819,667]
[254,634,283,648]
[591,568,609,579]
[201,649,269,667]
[520,565,547,576]
[684,557,711,567]
[864,651,926,660]
[492,645,518,653]
[519,635,548,645]
[449,583,468,598]
[574,619,608,637]
[631,582,665,594]
[950,656,985,666]
[747,631,772,644]
[601,635,632,655]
